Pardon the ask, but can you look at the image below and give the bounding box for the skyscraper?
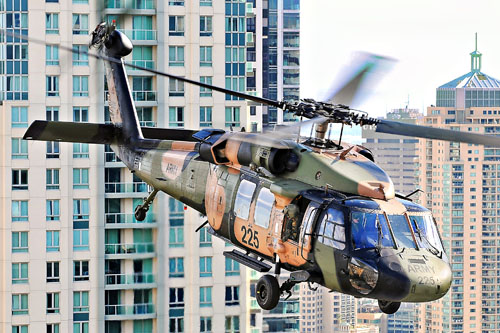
[416,35,500,333]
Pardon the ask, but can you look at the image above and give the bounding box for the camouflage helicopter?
[20,23,500,314]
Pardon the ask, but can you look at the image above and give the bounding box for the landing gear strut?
[378,300,401,314]
[134,188,159,221]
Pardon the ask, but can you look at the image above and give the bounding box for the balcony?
[129,60,156,71]
[132,90,157,102]
[105,242,155,259]
[105,273,156,289]
[105,0,155,14]
[105,213,157,228]
[105,182,149,197]
[122,29,157,44]
[105,303,155,320]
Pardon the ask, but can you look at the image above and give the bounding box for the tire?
[135,205,147,221]
[256,274,280,310]
[378,300,401,314]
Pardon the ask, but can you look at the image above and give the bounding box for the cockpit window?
[408,214,444,254]
[351,212,394,250]
[254,187,275,228]
[387,215,417,249]
[318,208,345,250]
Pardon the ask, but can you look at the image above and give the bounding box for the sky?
[301,0,500,118]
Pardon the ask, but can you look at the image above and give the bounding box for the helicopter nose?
[405,258,452,302]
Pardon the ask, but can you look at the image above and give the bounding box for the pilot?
[351,212,364,249]
[282,203,301,242]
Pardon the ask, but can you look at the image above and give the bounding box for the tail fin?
[92,24,143,145]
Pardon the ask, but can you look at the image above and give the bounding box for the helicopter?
[19,23,500,315]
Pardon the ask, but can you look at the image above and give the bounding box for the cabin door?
[299,202,320,261]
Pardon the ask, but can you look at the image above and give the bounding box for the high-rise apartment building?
[416,37,500,333]
[0,0,290,332]
[362,108,421,196]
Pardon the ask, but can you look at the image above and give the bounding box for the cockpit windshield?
[387,215,417,249]
[351,211,394,250]
[408,214,444,254]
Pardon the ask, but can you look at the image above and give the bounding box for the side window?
[234,180,256,220]
[254,187,275,228]
[318,208,345,250]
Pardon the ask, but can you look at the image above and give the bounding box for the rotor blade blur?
[322,52,396,107]
[376,119,500,147]
[230,117,327,148]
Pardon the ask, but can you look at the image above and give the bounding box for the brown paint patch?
[225,139,242,166]
[161,151,190,180]
[205,166,225,230]
[357,181,394,200]
[374,198,406,215]
[171,141,197,151]
[274,195,292,210]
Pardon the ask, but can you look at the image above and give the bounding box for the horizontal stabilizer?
[23,121,117,144]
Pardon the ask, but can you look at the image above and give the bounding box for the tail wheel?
[256,274,280,310]
[134,205,147,221]
[378,300,401,314]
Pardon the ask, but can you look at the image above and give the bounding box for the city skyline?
[302,0,500,118]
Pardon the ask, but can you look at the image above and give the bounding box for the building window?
[200,16,212,36]
[12,326,28,333]
[73,45,89,66]
[12,232,28,253]
[47,292,60,313]
[200,287,212,307]
[200,76,212,97]
[11,138,28,159]
[169,16,184,36]
[169,107,184,128]
[73,199,90,221]
[72,14,89,35]
[47,324,60,333]
[137,107,155,127]
[46,169,60,190]
[200,0,212,6]
[74,260,89,281]
[225,107,240,127]
[73,168,89,189]
[200,46,212,67]
[73,322,89,333]
[199,257,212,277]
[199,107,212,127]
[46,106,59,121]
[12,263,28,284]
[199,227,212,247]
[46,141,60,158]
[12,294,28,315]
[12,169,28,190]
[169,0,184,5]
[73,143,89,158]
[225,286,239,306]
[169,78,184,97]
[225,257,240,276]
[200,317,212,333]
[169,317,184,333]
[46,13,59,34]
[132,76,155,101]
[73,228,89,251]
[46,45,59,66]
[46,200,60,221]
[169,46,184,67]
[47,262,60,282]
[73,76,89,97]
[132,46,154,69]
[73,107,89,122]
[11,106,28,128]
[46,75,59,96]
[169,257,184,278]
[169,288,184,308]
[74,291,89,313]
[225,316,240,333]
[46,231,60,252]
[169,198,184,247]
[12,200,28,222]
[283,12,299,29]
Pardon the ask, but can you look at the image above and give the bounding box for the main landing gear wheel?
[378,300,401,314]
[256,274,280,310]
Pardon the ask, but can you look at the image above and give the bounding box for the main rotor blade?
[0,28,282,109]
[376,119,500,147]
